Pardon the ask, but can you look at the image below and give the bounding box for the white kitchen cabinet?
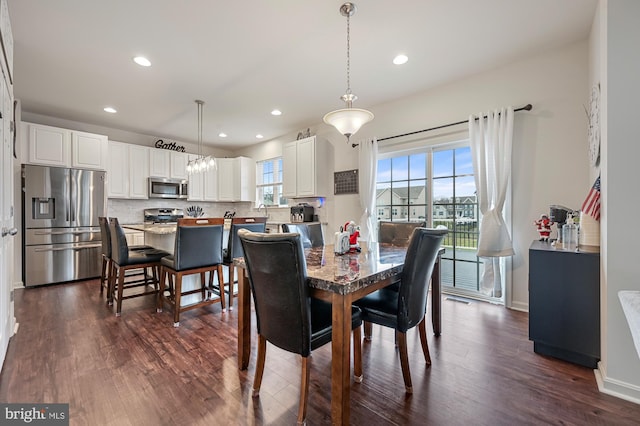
[27,123,71,167]
[149,149,188,179]
[124,229,145,247]
[107,141,129,198]
[187,155,203,201]
[217,157,255,202]
[26,122,108,170]
[71,131,108,170]
[149,149,170,177]
[171,152,188,179]
[187,155,219,202]
[282,135,333,198]
[129,145,150,198]
[107,141,149,199]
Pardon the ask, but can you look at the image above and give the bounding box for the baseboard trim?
[595,361,640,405]
[509,300,528,312]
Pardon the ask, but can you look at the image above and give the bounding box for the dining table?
[234,242,445,425]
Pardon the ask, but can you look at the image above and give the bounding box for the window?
[376,145,490,301]
[256,158,287,206]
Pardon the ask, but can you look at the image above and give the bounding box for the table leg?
[431,255,442,336]
[237,267,251,370]
[331,293,351,425]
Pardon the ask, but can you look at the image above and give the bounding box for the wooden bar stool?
[158,218,226,326]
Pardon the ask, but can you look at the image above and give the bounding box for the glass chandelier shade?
[323,2,374,141]
[187,99,216,175]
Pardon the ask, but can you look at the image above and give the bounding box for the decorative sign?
[334,169,359,195]
[155,139,186,152]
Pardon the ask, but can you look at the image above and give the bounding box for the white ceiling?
[7,0,597,149]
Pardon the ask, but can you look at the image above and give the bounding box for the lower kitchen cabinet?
[528,240,600,368]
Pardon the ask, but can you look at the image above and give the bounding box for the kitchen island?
[123,223,225,310]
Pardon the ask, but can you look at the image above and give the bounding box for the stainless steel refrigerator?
[22,164,106,287]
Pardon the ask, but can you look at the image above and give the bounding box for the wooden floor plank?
[1,279,640,425]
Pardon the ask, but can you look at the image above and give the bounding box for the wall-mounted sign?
[155,139,186,152]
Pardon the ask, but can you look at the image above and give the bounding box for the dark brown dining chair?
[222,217,267,309]
[108,218,169,316]
[281,223,325,248]
[354,227,447,393]
[378,220,426,246]
[238,229,363,425]
[157,218,226,326]
[99,216,154,302]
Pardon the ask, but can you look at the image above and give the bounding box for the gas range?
[144,208,184,224]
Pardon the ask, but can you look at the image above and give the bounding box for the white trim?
[595,362,640,404]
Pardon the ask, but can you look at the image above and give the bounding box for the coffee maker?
[549,205,574,242]
[290,203,315,222]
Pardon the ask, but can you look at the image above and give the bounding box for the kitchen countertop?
[123,223,177,235]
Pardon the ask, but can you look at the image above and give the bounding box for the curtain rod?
[351,103,532,148]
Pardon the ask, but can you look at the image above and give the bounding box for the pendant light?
[323,2,374,141]
[187,100,216,174]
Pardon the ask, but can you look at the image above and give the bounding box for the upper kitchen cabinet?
[107,141,149,199]
[25,122,108,170]
[71,130,108,170]
[217,157,255,202]
[0,0,13,85]
[187,154,218,202]
[149,149,188,179]
[27,123,70,167]
[282,136,333,198]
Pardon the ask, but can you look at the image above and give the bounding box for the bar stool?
[157,218,226,326]
[222,217,267,310]
[98,217,154,303]
[108,218,169,316]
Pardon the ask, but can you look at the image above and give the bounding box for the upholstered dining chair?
[281,223,325,248]
[157,218,226,326]
[238,229,363,425]
[108,218,169,316]
[98,216,153,302]
[354,227,447,393]
[222,217,267,309]
[378,220,426,246]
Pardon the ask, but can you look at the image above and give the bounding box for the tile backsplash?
[107,199,321,225]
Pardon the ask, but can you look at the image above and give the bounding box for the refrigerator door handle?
[33,230,98,236]
[33,243,102,252]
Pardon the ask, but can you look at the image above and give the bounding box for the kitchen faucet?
[258,204,268,218]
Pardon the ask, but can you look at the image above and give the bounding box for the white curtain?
[358,138,378,247]
[469,107,514,297]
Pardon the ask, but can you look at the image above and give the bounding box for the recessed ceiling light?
[271,109,282,116]
[256,134,264,139]
[133,56,151,67]
[219,132,227,138]
[103,107,117,113]
[393,54,408,65]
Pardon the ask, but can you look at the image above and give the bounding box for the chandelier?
[187,99,216,174]
[323,2,374,141]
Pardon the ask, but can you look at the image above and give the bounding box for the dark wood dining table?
[234,242,444,425]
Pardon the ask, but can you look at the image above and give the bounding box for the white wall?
[242,41,591,310]
[595,0,640,404]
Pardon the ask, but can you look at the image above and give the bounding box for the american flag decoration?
[582,175,601,221]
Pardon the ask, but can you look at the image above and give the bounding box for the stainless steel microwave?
[148,177,188,199]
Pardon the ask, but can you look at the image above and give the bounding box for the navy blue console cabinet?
[528,240,600,368]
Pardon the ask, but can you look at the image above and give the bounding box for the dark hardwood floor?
[2,279,640,425]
